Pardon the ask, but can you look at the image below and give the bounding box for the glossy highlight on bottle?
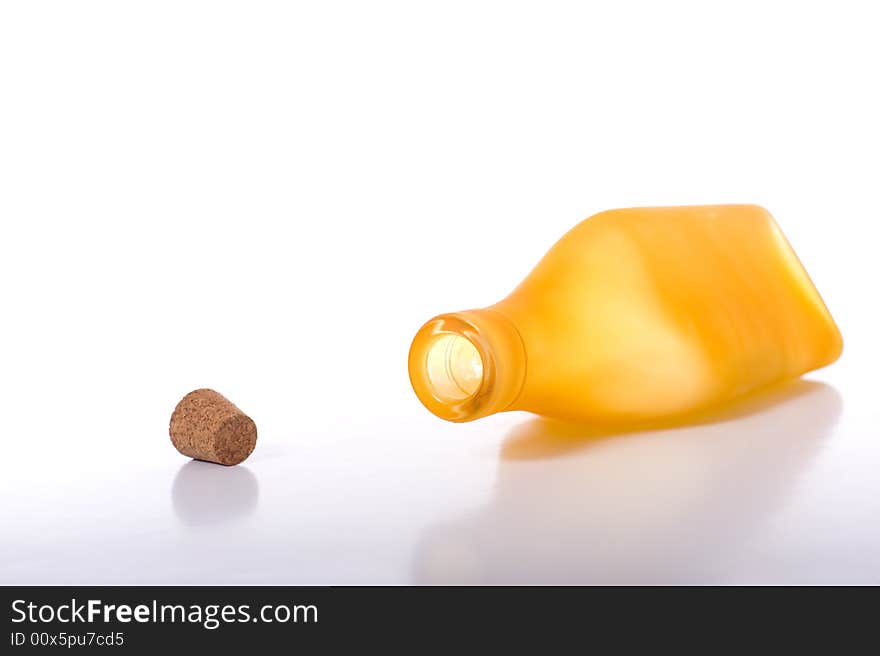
[409,205,842,423]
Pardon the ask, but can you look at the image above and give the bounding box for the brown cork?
[169,389,257,466]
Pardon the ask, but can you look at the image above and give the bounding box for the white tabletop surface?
[1,1,878,585]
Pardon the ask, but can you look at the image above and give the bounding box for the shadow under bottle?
[413,380,842,584]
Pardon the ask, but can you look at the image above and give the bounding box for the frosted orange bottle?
[408,205,842,423]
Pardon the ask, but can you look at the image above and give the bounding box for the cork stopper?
[169,389,257,466]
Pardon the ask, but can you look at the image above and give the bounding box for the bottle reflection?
[414,381,842,584]
[171,460,259,526]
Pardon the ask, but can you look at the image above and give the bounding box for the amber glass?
[409,205,842,423]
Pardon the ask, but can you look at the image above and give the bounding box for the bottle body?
[409,205,842,423]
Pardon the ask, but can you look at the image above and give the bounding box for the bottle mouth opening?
[409,315,496,422]
[424,333,484,402]
[409,310,525,423]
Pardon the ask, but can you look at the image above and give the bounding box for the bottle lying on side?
[408,205,842,424]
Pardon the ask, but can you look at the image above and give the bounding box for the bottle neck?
[408,308,526,422]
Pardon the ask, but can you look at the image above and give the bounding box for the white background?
[1,1,878,584]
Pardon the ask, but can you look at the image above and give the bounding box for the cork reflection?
[172,460,259,526]
[413,380,842,584]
